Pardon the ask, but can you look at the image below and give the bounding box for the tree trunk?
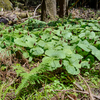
[41,0,56,22]
[66,0,69,16]
[58,0,69,18]
[25,0,28,6]
[96,0,98,9]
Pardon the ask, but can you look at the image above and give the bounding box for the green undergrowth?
[0,18,100,99]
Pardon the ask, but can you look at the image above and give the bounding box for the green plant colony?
[0,18,100,94]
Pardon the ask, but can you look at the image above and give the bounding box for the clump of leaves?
[0,18,100,97]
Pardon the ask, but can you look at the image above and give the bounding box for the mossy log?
[0,0,13,10]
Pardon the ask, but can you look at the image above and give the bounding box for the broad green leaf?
[26,37,36,47]
[72,60,81,68]
[81,61,90,68]
[71,36,79,43]
[42,56,52,63]
[14,38,27,47]
[81,22,87,28]
[77,40,90,52]
[79,33,85,38]
[41,33,51,41]
[84,30,95,39]
[45,49,66,59]
[29,56,33,62]
[37,40,46,47]
[74,53,83,59]
[29,34,37,38]
[89,31,95,39]
[52,36,59,40]
[30,47,44,56]
[49,60,62,70]
[85,30,91,37]
[23,30,28,34]
[63,31,72,39]
[0,41,4,47]
[69,54,82,68]
[43,28,52,33]
[63,60,80,75]
[41,57,61,71]
[55,46,63,50]
[65,24,72,28]
[53,30,62,36]
[89,45,100,60]
[44,40,55,49]
[92,26,100,31]
[63,46,73,56]
[88,23,95,27]
[14,29,20,34]
[23,52,29,58]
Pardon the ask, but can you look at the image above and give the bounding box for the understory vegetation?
[0,17,100,99]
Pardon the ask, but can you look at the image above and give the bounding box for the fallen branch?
[55,90,100,100]
[67,94,75,100]
[34,4,41,17]
[79,74,94,100]
[73,82,84,91]
[21,15,41,22]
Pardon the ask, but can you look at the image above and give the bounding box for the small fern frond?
[14,64,46,95]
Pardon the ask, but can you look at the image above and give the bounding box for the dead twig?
[21,15,41,22]
[73,82,84,91]
[34,4,41,17]
[67,95,75,100]
[79,74,94,100]
[55,90,100,100]
[69,0,80,10]
[65,72,84,91]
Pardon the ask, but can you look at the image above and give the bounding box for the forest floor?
[0,7,100,100]
[0,7,100,25]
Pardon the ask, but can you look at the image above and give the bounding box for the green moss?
[0,0,13,10]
